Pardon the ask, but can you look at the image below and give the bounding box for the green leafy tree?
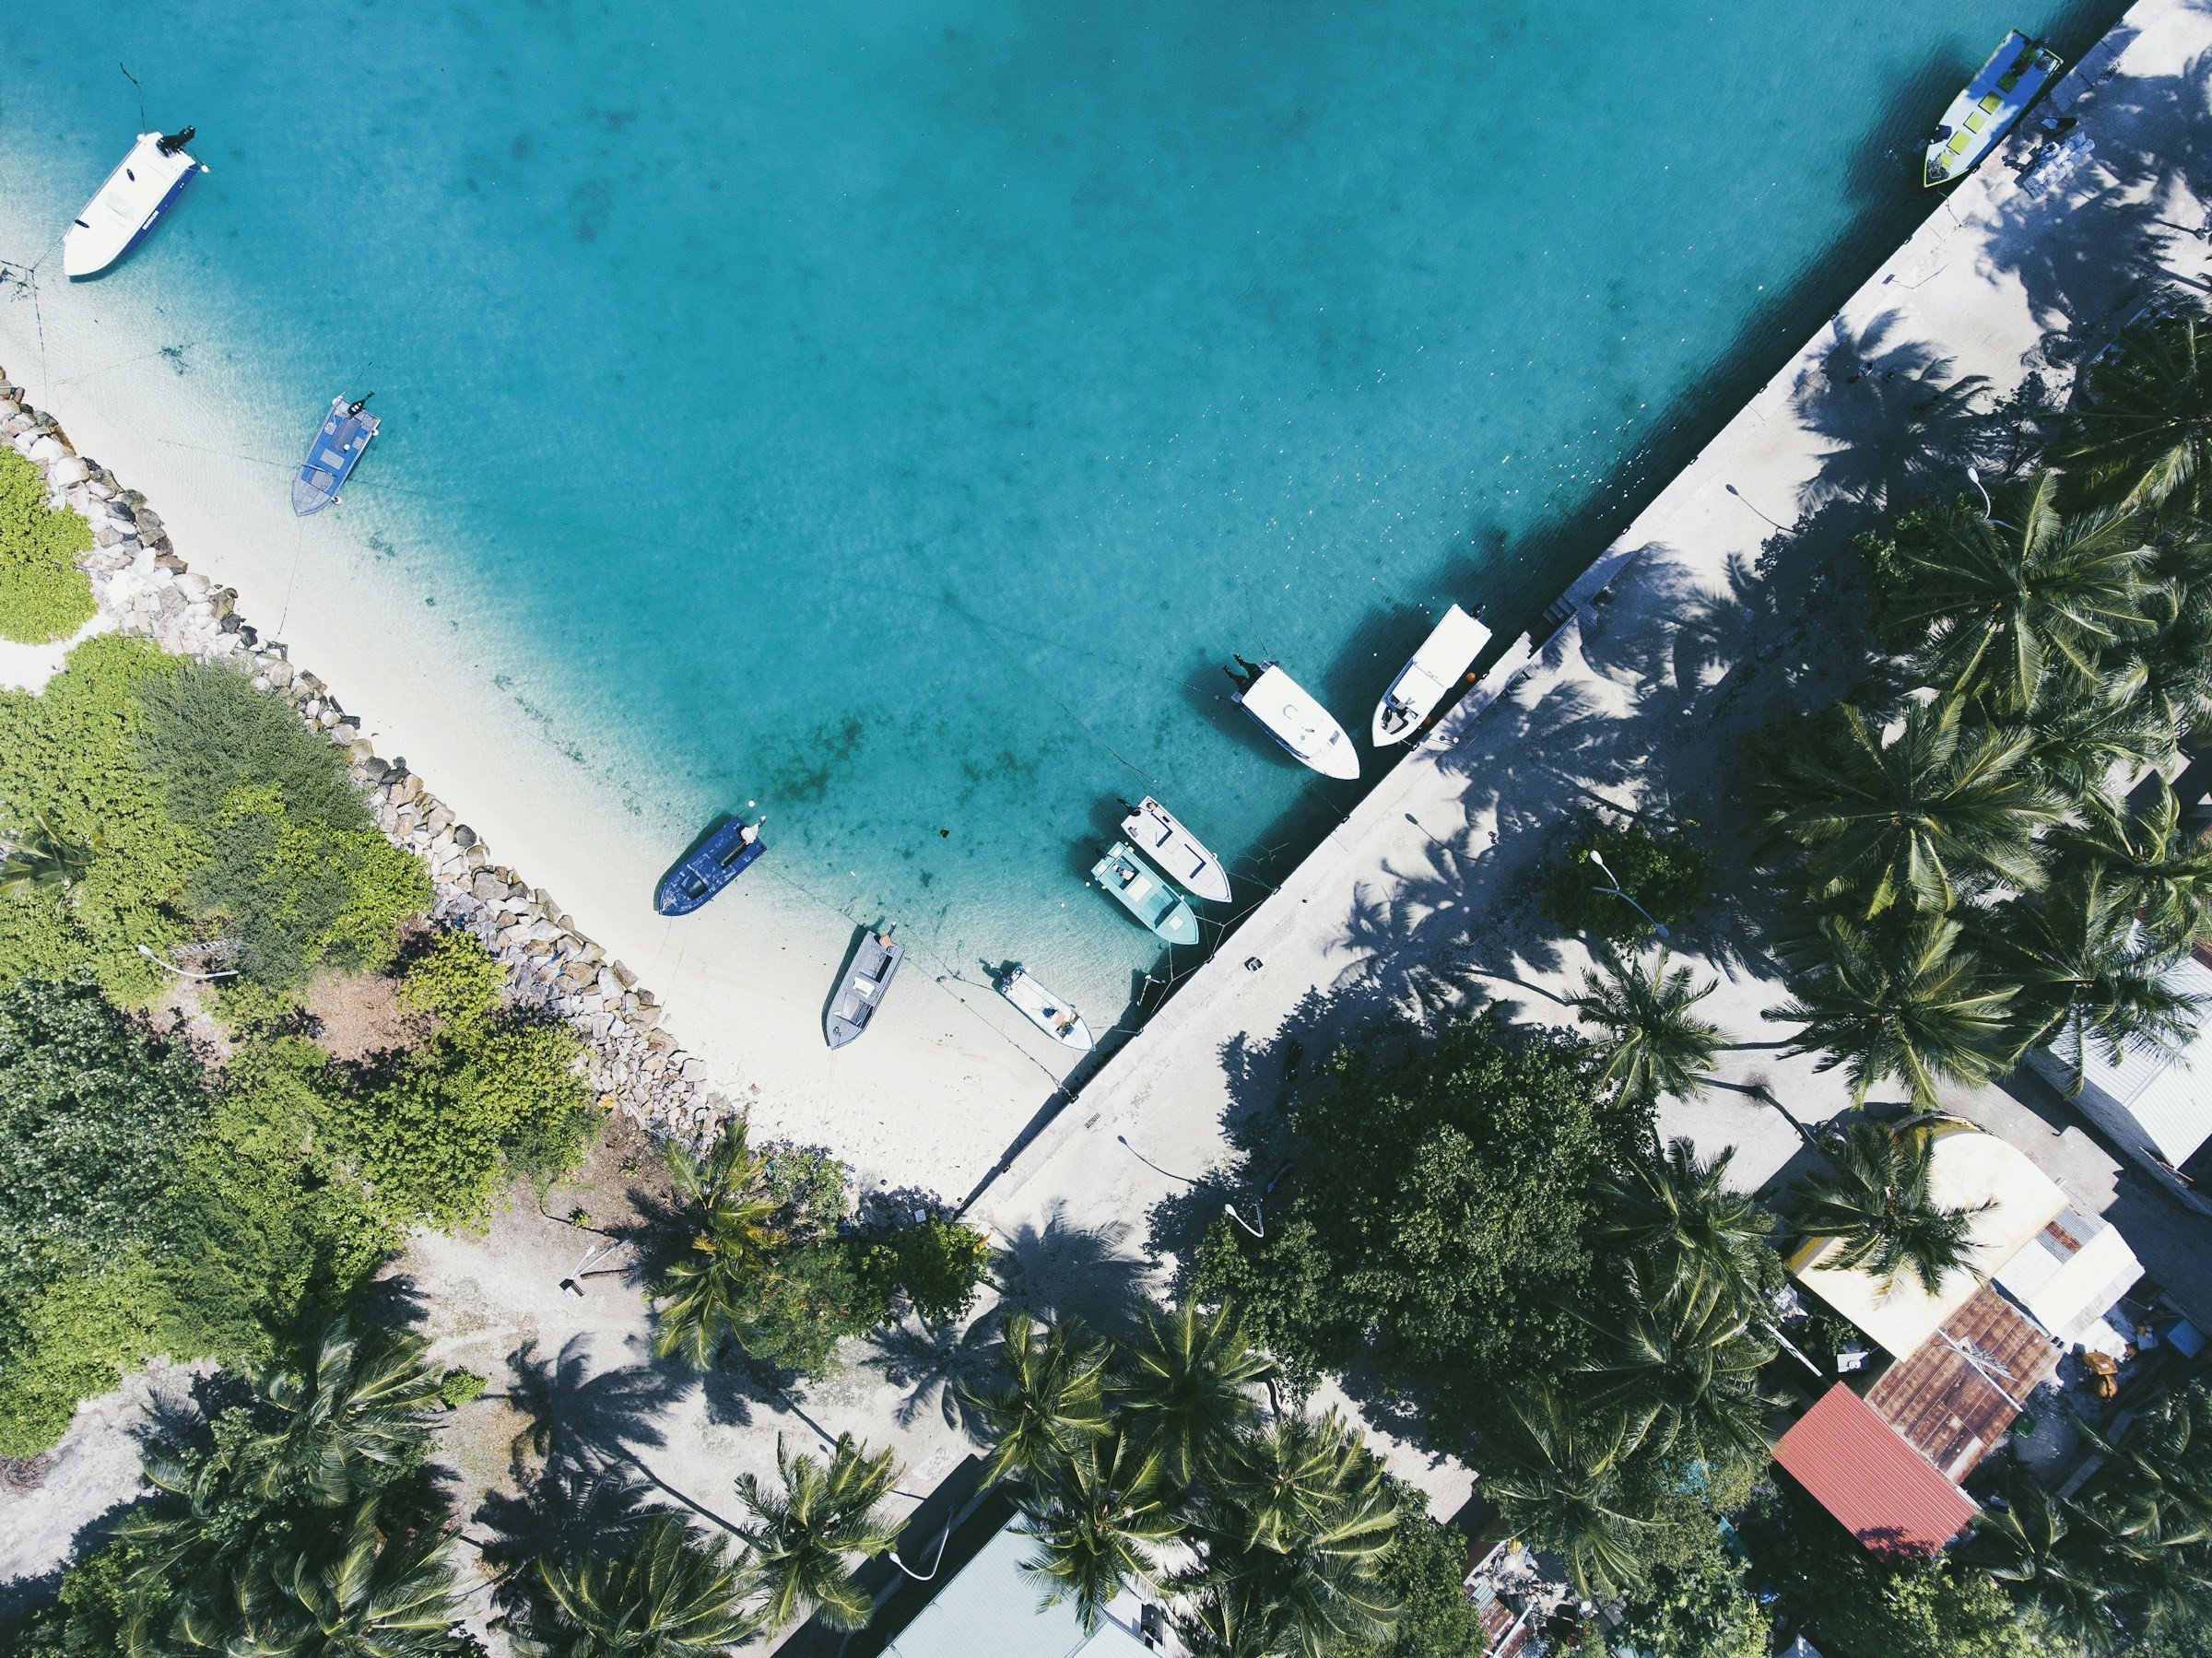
[1017,1429,1179,1632]
[2057,307,2212,513]
[1541,820,1712,943]
[528,1510,759,1658]
[1768,913,2020,1106]
[0,446,95,644]
[1864,478,2156,711]
[1793,1119,1988,1295]
[849,1215,993,1327]
[733,1433,899,1634]
[961,1309,1112,1486]
[1335,1503,1493,1658]
[1615,1526,1772,1658]
[1116,1299,1269,1485]
[1755,700,2061,916]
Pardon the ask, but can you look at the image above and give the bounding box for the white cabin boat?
[65,131,206,278]
[995,965,1095,1052]
[1230,660,1359,780]
[1372,605,1491,747]
[1122,796,1232,903]
[1924,32,2064,188]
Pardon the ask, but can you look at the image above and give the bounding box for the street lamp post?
[1585,850,1670,941]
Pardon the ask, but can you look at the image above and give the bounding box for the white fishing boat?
[1227,656,1359,780]
[1121,795,1232,903]
[995,964,1095,1052]
[1924,32,2064,188]
[64,130,206,278]
[1371,604,1491,747]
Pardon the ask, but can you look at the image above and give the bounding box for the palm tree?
[247,1320,443,1506]
[1792,1118,1989,1294]
[0,812,91,899]
[1565,948,1795,1114]
[1479,1387,1652,1599]
[1991,871,2206,1090]
[1958,1471,2122,1652]
[1176,1412,1401,1658]
[1016,1430,1179,1632]
[1594,1139,1778,1313]
[1116,1299,1269,1486]
[959,1310,1111,1487]
[1576,1262,1775,1466]
[1754,699,2061,916]
[2075,1382,2212,1548]
[2056,308,2212,513]
[1878,477,2158,711]
[531,1510,759,1658]
[2053,780,2212,947]
[247,1498,462,1658]
[652,1120,783,1368]
[2122,539,2212,735]
[2017,666,2175,821]
[1767,913,2019,1106]
[733,1433,899,1634]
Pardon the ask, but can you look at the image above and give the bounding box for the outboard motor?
[156,125,196,156]
[347,393,375,418]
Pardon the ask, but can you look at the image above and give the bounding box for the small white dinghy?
[1372,605,1491,747]
[1121,796,1232,904]
[65,130,206,278]
[995,964,1095,1052]
[1227,656,1359,780]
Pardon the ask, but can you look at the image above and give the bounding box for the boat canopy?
[1235,664,1359,780]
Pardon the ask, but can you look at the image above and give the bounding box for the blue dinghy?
[292,394,379,515]
[655,817,766,915]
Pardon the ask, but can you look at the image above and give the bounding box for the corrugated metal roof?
[884,1523,1153,1658]
[2040,957,2212,1168]
[1865,1287,2059,1481]
[1994,1214,2143,1345]
[1774,1383,1978,1558]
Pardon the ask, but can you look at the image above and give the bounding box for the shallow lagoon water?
[2,0,2116,1016]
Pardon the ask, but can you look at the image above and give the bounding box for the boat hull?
[64,134,206,278]
[996,965,1094,1051]
[1234,663,1359,779]
[1924,31,2063,187]
[826,930,904,1047]
[293,396,380,515]
[654,819,766,915]
[1373,604,1491,746]
[1091,841,1201,945]
[1121,796,1231,903]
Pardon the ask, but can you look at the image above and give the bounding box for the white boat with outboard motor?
[995,964,1095,1052]
[1120,796,1231,903]
[1924,31,2064,188]
[1372,604,1491,747]
[64,129,206,278]
[1226,655,1359,780]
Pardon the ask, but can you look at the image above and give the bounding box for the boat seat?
[1979,92,2004,112]
[1947,131,1974,153]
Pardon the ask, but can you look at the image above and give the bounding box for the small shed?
[1773,1382,1979,1558]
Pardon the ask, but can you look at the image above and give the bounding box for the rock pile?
[0,370,727,1140]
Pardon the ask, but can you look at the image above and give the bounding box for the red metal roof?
[1774,1382,1979,1558]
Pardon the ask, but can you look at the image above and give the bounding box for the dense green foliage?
[1337,1504,1493,1658]
[136,661,429,986]
[1194,1015,1646,1406]
[0,447,96,643]
[850,1213,994,1327]
[1542,817,1712,943]
[1615,1526,1772,1658]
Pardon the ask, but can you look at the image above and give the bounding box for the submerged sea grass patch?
[0,448,94,644]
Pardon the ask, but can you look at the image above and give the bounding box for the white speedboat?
[1371,604,1491,747]
[64,129,206,278]
[995,965,1094,1052]
[1924,32,2063,188]
[1121,795,1232,903]
[1227,656,1359,780]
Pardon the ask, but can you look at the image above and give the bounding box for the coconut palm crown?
[733,1432,900,1634]
[1792,1118,1989,1295]
[2057,308,2212,513]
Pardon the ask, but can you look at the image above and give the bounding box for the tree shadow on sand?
[989,1203,1152,1340]
[861,1310,1004,1441]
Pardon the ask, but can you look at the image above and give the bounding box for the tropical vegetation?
[0,446,96,643]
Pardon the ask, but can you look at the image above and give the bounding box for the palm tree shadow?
[862,1311,1005,1440]
[472,1467,656,1619]
[500,1336,688,1485]
[991,1202,1151,1339]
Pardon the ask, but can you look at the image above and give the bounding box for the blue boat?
[654,817,767,915]
[292,394,380,515]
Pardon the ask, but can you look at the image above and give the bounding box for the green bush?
[438,1366,488,1407]
[0,634,197,1001]
[851,1216,992,1326]
[1540,817,1711,943]
[1617,1527,1772,1658]
[0,448,95,644]
[1341,1500,1493,1658]
[135,662,429,986]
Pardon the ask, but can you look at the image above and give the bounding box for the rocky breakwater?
[0,370,726,1140]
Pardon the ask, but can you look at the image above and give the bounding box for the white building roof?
[1993,1205,2144,1346]
[2028,954,2212,1169]
[1789,1126,2065,1358]
[885,1521,1153,1658]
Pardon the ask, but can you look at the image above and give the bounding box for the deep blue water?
[2,0,2115,1014]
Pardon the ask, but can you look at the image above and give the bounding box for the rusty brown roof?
[1865,1285,2059,1482]
[1774,1382,1980,1558]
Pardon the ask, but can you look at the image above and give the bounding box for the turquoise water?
[4,0,2115,1017]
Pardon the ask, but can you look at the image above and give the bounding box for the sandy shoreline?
[0,243,1093,1196]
